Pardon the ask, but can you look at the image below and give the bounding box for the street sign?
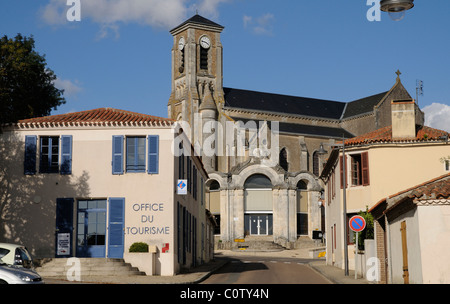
[349,215,366,233]
[177,179,187,195]
[349,215,366,279]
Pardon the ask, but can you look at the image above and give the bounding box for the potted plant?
[124,242,157,275]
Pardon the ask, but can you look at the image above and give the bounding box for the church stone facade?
[167,15,424,248]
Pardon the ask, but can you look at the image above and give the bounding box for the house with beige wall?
[370,173,450,284]
[320,99,450,281]
[0,107,214,276]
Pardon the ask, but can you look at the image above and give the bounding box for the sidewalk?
[42,248,370,284]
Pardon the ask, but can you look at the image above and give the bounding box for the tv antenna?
[416,79,423,105]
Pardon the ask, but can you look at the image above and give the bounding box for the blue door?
[76,200,107,258]
[108,198,125,258]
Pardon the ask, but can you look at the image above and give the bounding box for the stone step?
[35,258,146,278]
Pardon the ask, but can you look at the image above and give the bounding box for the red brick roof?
[17,108,174,128]
[344,125,449,146]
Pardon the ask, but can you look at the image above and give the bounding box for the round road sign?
[349,215,366,233]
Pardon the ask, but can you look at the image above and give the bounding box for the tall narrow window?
[313,151,320,176]
[200,46,208,70]
[126,137,146,172]
[279,148,288,171]
[40,136,60,173]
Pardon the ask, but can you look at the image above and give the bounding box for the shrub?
[129,242,149,253]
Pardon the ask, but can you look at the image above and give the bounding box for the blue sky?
[1,1,449,131]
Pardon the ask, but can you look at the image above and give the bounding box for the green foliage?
[0,34,65,127]
[353,206,374,250]
[129,242,149,253]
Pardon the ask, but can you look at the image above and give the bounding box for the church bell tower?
[168,15,225,172]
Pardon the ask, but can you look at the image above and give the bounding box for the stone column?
[219,189,229,241]
[233,189,245,239]
[288,189,297,243]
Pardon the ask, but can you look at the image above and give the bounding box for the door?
[108,198,125,258]
[400,221,409,284]
[55,198,74,258]
[248,215,272,235]
[76,200,107,258]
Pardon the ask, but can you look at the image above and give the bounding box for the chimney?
[391,99,417,140]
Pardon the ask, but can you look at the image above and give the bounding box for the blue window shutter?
[148,135,159,174]
[24,135,37,175]
[108,197,125,258]
[112,136,124,175]
[60,135,73,175]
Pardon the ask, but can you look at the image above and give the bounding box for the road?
[201,255,331,284]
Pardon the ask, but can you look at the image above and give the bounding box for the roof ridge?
[17,107,174,127]
[370,172,450,213]
[344,124,449,146]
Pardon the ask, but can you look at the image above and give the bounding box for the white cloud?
[423,103,450,132]
[243,13,275,36]
[40,0,228,35]
[53,78,82,98]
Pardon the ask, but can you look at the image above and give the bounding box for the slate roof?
[223,87,393,121]
[17,108,174,128]
[224,87,347,120]
[171,14,224,33]
[342,91,388,119]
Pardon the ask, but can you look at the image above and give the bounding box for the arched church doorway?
[243,174,273,236]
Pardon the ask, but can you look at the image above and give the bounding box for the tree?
[0,34,65,127]
[354,206,374,250]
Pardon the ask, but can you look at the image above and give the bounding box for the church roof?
[170,14,224,33]
[223,87,396,121]
[224,87,347,120]
[17,108,174,128]
[342,91,389,119]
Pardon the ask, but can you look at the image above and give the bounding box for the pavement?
[42,248,371,285]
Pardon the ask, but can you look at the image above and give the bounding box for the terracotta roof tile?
[17,108,174,128]
[344,125,449,146]
[370,173,450,213]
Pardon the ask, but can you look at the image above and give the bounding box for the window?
[40,136,60,173]
[346,152,369,187]
[313,151,320,176]
[24,135,72,175]
[200,46,208,70]
[126,137,146,172]
[445,159,450,171]
[279,148,288,171]
[112,135,159,175]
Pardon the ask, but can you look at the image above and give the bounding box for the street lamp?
[380,0,414,12]
[381,0,414,21]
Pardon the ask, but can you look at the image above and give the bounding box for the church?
[167,14,424,248]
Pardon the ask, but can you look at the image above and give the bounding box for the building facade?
[370,173,450,284]
[320,99,450,279]
[0,108,213,275]
[167,15,425,247]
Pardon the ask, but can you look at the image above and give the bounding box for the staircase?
[34,258,145,278]
[232,236,285,252]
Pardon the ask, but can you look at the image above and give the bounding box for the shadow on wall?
[0,132,90,258]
